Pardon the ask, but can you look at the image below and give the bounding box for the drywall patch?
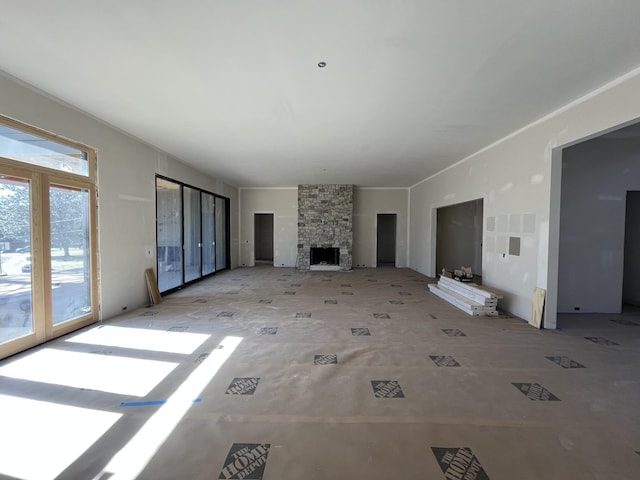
[545,356,586,368]
[509,214,521,233]
[523,213,536,234]
[512,383,561,401]
[371,380,405,398]
[486,216,496,232]
[218,443,270,479]
[509,237,521,256]
[431,447,489,480]
[497,215,508,232]
[531,174,545,184]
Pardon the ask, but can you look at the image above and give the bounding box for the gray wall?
[559,137,640,313]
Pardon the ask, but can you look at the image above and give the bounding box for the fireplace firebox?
[310,247,339,266]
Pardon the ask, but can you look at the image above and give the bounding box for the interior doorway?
[254,213,274,264]
[376,214,397,267]
[435,199,483,281]
[623,191,640,311]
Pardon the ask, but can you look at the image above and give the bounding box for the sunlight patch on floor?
[66,325,210,355]
[0,348,178,396]
[0,394,121,480]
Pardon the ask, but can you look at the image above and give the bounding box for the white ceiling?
[1,1,640,187]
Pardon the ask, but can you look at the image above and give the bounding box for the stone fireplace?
[297,184,353,271]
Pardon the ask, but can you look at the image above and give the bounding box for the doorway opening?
[254,213,274,264]
[623,191,640,313]
[435,199,483,282]
[377,214,397,267]
[556,122,640,320]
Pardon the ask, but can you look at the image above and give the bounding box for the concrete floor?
[0,266,639,479]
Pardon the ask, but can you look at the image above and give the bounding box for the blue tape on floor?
[120,398,202,407]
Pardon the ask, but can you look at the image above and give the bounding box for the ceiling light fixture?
[317,61,326,68]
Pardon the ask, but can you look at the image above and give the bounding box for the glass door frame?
[0,138,98,360]
[155,175,230,295]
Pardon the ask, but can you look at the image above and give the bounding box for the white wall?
[559,138,640,313]
[409,69,640,324]
[0,72,239,320]
[353,188,408,267]
[239,188,298,267]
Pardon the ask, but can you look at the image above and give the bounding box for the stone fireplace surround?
[297,184,353,271]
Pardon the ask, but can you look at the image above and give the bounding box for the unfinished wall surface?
[0,72,239,320]
[239,188,298,267]
[353,188,408,268]
[297,184,353,271]
[409,69,640,323]
[559,138,640,313]
[436,199,483,276]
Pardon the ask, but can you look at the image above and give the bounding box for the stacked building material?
[428,275,502,316]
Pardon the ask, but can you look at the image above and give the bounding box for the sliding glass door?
[156,178,183,292]
[216,196,228,271]
[202,193,216,275]
[155,176,229,294]
[183,186,202,283]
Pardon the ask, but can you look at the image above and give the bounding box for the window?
[0,116,98,360]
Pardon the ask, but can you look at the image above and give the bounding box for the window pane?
[50,186,91,324]
[202,193,215,276]
[184,187,201,283]
[0,176,34,343]
[156,178,183,292]
[0,124,88,176]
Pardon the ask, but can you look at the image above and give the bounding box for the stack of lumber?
[428,275,502,316]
